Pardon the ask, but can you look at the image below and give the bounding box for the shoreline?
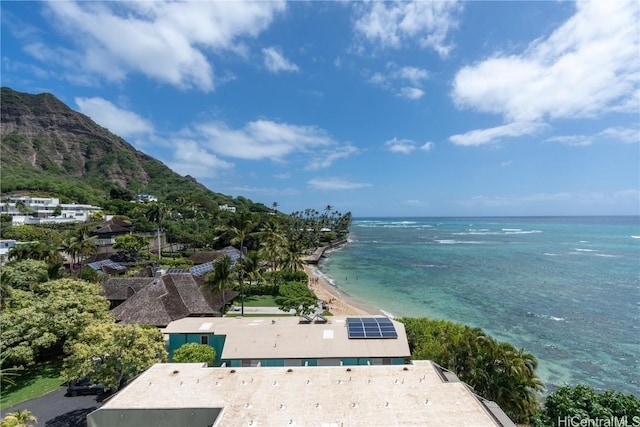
[303,255,386,317]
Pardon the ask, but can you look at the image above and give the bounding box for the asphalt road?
[1,387,103,427]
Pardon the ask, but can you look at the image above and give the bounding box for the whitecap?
[380,309,396,319]
[631,235,640,239]
[527,311,565,322]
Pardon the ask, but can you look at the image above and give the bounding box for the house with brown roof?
[110,273,239,327]
[90,216,134,253]
[101,277,153,309]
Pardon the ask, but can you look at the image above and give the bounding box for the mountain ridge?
[0,87,259,210]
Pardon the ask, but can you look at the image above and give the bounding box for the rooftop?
[164,316,411,361]
[93,361,513,426]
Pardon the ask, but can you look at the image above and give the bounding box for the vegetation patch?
[0,359,64,409]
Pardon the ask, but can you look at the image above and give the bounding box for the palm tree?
[203,255,234,316]
[271,201,279,214]
[282,239,304,272]
[241,250,264,297]
[258,219,286,271]
[61,226,96,276]
[217,210,256,316]
[146,202,167,264]
[1,409,38,427]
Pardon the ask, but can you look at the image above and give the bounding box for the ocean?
[317,217,640,395]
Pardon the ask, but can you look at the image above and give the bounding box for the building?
[87,361,515,427]
[0,196,102,225]
[111,273,239,327]
[218,204,236,213]
[90,217,135,253]
[131,194,158,203]
[0,239,17,264]
[164,316,411,367]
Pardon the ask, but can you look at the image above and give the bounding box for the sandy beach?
[303,264,382,317]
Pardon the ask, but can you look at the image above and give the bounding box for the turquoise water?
[318,217,640,395]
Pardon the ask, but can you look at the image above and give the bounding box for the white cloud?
[450,121,547,146]
[41,1,286,91]
[195,120,338,162]
[398,66,430,85]
[420,142,434,151]
[75,97,154,137]
[353,1,462,57]
[599,127,639,144]
[168,139,234,178]
[368,63,430,100]
[385,137,416,154]
[262,46,299,73]
[306,145,359,170]
[545,126,640,147]
[307,177,372,191]
[385,138,434,153]
[451,0,639,144]
[545,135,594,147]
[398,87,425,100]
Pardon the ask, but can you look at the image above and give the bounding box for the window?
[200,335,209,345]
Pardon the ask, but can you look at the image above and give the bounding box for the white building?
[87,362,515,427]
[0,239,17,264]
[219,204,236,213]
[1,196,102,225]
[131,194,158,203]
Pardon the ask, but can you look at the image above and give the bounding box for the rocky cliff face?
[1,87,153,188]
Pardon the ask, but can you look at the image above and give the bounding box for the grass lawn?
[0,360,64,409]
[240,295,280,307]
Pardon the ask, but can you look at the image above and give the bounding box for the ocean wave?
[435,239,486,245]
[452,229,542,235]
[379,309,396,319]
[413,263,448,268]
[527,312,565,322]
[631,235,640,239]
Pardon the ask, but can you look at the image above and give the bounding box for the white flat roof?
[164,316,411,360]
[99,362,509,426]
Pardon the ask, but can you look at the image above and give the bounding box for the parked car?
[66,379,105,396]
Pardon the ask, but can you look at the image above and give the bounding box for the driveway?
[1,387,103,427]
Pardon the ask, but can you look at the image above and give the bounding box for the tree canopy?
[1,278,111,368]
[277,280,317,315]
[62,323,167,391]
[399,317,543,424]
[172,343,216,367]
[532,385,640,427]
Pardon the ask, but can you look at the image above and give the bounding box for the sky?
[1,1,639,217]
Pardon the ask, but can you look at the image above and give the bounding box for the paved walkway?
[1,388,102,427]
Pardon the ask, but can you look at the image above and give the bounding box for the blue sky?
[2,1,639,217]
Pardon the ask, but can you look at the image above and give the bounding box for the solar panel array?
[166,268,188,274]
[189,261,215,277]
[87,259,127,272]
[220,247,241,266]
[346,317,398,339]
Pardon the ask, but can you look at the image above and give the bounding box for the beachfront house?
[163,316,411,367]
[1,195,102,225]
[86,361,516,427]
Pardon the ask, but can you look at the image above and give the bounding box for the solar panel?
[166,268,188,274]
[346,317,398,339]
[87,260,126,272]
[189,261,215,276]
